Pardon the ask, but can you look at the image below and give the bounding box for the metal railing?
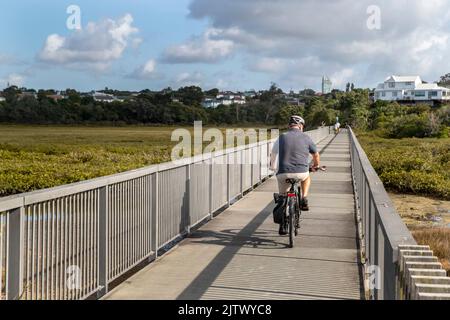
[348,127,420,300]
[0,126,332,300]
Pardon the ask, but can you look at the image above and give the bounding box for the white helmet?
[289,115,305,126]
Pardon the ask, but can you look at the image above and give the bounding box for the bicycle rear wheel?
[288,198,295,248]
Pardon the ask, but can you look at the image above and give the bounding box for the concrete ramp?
[104,132,364,300]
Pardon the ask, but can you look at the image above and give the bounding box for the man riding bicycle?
[270,115,321,235]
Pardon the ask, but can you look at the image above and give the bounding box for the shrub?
[358,133,450,200]
[412,228,450,275]
[389,113,431,138]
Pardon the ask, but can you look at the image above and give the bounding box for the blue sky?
[1,0,450,92]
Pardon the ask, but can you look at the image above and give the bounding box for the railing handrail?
[0,137,282,211]
[348,127,416,253]
[0,126,334,210]
[348,126,419,300]
[0,126,333,300]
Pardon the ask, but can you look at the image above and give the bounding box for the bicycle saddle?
[285,178,300,184]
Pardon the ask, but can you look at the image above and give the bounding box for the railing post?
[151,172,159,258]
[209,153,214,220]
[250,147,254,189]
[186,164,191,235]
[6,207,24,300]
[258,144,262,183]
[266,141,270,178]
[227,153,231,207]
[97,186,108,298]
[240,150,244,197]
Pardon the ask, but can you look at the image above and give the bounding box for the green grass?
[0,125,272,197]
[358,132,450,200]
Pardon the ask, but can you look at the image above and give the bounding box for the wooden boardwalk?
[105,131,364,300]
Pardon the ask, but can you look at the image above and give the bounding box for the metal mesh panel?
[108,175,153,282]
[212,156,228,211]
[252,145,261,185]
[0,212,6,300]
[260,143,269,179]
[22,190,99,300]
[229,152,241,199]
[158,166,189,246]
[242,148,252,191]
[190,162,211,226]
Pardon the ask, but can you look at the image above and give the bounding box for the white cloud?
[173,72,203,87]
[331,69,355,87]
[162,28,234,63]
[38,14,139,71]
[248,57,287,73]
[0,73,25,87]
[0,54,15,65]
[186,0,450,89]
[129,59,158,79]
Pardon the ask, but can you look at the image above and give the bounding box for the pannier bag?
[273,193,286,224]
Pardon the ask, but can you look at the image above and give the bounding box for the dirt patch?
[389,193,450,275]
[388,193,450,229]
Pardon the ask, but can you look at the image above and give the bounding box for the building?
[202,92,247,108]
[244,90,256,98]
[18,91,38,100]
[46,92,67,102]
[374,75,450,102]
[91,92,123,103]
[322,76,332,94]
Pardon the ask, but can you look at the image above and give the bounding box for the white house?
[374,75,450,102]
[202,93,246,108]
[91,92,123,103]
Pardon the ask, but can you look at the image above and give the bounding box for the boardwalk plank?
[104,132,364,300]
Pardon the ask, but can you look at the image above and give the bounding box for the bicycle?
[284,166,327,248]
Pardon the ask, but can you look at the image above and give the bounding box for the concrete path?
[105,131,364,300]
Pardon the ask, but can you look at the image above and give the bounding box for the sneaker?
[300,198,309,211]
[279,224,287,236]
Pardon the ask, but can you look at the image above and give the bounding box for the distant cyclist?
[334,121,341,134]
[270,116,321,234]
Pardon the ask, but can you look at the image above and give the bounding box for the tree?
[205,88,219,97]
[3,85,19,103]
[346,83,350,92]
[275,104,305,125]
[438,73,450,87]
[299,88,315,96]
[177,86,204,106]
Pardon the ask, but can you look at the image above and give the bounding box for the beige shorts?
[276,172,310,194]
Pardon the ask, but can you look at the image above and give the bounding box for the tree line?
[0,84,449,138]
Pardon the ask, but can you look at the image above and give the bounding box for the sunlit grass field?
[0,125,273,197]
[359,132,450,274]
[358,132,450,201]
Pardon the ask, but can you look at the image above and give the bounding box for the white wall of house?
[374,76,450,102]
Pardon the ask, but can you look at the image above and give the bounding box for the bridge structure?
[0,127,449,300]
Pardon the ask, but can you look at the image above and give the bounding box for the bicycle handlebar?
[309,165,327,173]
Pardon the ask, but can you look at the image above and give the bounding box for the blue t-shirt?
[272,129,318,174]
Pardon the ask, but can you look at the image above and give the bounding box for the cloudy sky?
[1,0,450,92]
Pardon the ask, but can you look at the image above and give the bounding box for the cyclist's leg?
[276,174,291,196]
[298,173,311,211]
[300,175,311,198]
